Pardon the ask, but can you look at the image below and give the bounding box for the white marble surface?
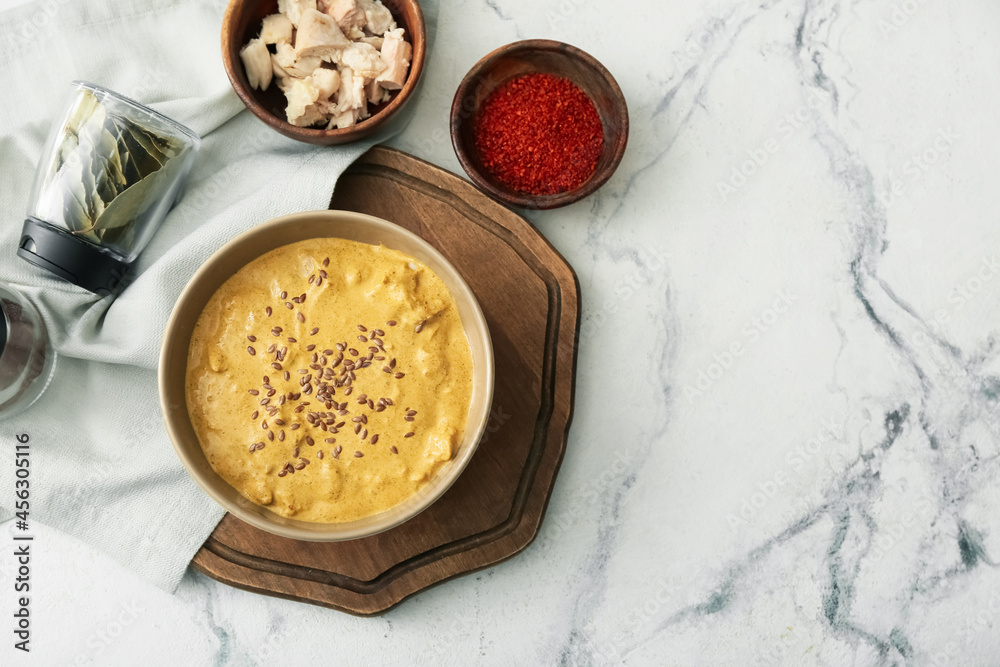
[4,0,1000,664]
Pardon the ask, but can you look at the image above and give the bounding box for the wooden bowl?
[221,0,426,145]
[450,40,628,210]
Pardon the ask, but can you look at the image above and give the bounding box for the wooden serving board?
[190,146,580,615]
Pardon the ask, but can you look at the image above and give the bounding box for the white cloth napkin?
[0,0,394,591]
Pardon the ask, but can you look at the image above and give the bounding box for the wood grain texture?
[190,146,580,616]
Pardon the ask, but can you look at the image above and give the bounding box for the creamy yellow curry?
[185,238,473,523]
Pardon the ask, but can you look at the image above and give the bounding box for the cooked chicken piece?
[295,8,351,61]
[275,75,298,93]
[278,0,317,26]
[336,65,367,112]
[260,13,293,44]
[284,77,328,126]
[340,42,386,79]
[327,108,360,129]
[357,0,395,35]
[375,28,410,90]
[274,42,323,77]
[325,0,367,33]
[272,56,292,81]
[240,38,273,91]
[245,0,403,129]
[365,78,390,105]
[310,67,341,99]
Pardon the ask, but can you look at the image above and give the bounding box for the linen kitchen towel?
[0,0,396,591]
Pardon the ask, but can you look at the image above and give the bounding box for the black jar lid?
[18,218,129,296]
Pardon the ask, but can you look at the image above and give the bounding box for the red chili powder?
[474,73,604,196]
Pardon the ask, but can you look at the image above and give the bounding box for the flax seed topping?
[185,238,473,524]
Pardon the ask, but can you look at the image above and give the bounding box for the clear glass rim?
[0,292,8,359]
[72,80,201,144]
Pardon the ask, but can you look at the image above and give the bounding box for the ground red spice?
[474,73,604,196]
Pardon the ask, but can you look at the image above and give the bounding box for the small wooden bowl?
[450,40,628,210]
[221,0,426,145]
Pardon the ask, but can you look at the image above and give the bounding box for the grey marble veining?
[2,0,1000,664]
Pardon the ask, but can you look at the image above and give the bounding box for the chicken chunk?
[295,8,351,61]
[240,38,273,91]
[274,42,323,77]
[375,28,411,90]
[325,0,367,33]
[278,0,317,26]
[340,42,386,79]
[284,77,327,126]
[336,65,367,113]
[260,13,293,44]
[328,108,360,129]
[357,0,395,35]
[366,78,390,105]
[310,67,341,99]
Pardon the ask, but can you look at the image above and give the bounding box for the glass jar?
[18,81,200,295]
[0,284,56,419]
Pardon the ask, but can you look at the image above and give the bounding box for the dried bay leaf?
[36,88,191,255]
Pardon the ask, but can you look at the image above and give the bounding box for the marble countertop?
[4,0,1000,664]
